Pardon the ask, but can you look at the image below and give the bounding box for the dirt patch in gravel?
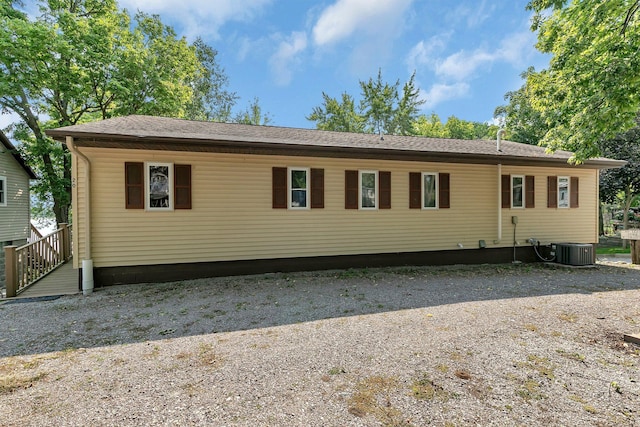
[1,262,639,426]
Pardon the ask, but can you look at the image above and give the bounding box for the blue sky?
[2,0,550,131]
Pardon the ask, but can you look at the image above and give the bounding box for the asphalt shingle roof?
[46,115,624,169]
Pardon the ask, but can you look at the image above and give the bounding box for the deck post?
[60,223,70,261]
[631,240,640,264]
[620,230,640,264]
[4,245,17,298]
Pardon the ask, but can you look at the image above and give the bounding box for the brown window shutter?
[409,172,421,209]
[570,177,579,208]
[272,167,287,209]
[501,175,510,208]
[310,168,324,209]
[125,162,144,209]
[379,171,391,209]
[345,170,358,209]
[174,164,192,209]
[439,173,450,209]
[547,176,557,208]
[525,175,535,208]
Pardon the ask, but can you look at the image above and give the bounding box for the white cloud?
[410,26,539,110]
[445,0,494,29]
[435,49,495,81]
[118,0,272,39]
[269,32,308,86]
[405,34,449,72]
[236,37,254,62]
[495,31,538,66]
[312,0,414,47]
[433,30,537,82]
[421,83,470,108]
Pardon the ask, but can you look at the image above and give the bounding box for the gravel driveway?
[1,262,639,426]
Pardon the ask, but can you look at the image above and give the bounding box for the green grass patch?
[596,246,631,255]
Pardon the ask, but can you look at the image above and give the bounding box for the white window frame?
[422,172,438,210]
[145,162,173,211]
[511,175,525,209]
[558,176,569,209]
[288,167,310,210]
[359,170,378,210]
[0,176,6,207]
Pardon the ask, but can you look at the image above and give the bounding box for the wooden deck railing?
[4,223,72,297]
[29,223,44,243]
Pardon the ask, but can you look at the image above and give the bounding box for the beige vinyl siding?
[500,166,598,245]
[0,150,31,243]
[73,148,599,268]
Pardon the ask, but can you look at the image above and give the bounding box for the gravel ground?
[1,261,639,426]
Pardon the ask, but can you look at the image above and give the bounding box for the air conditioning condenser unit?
[554,243,594,266]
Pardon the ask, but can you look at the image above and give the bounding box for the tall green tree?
[359,69,399,135]
[599,119,640,239]
[494,67,548,145]
[525,0,640,161]
[306,92,364,133]
[413,113,498,140]
[359,69,425,135]
[232,97,272,125]
[443,116,476,140]
[413,113,447,138]
[185,37,238,122]
[390,71,425,136]
[0,0,234,224]
[308,70,424,135]
[472,121,501,140]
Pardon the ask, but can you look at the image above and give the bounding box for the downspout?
[66,136,94,295]
[496,129,506,244]
[595,169,601,245]
[496,163,502,243]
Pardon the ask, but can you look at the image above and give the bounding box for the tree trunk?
[599,203,605,236]
[52,199,69,227]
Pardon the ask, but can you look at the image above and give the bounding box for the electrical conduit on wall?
[66,136,94,295]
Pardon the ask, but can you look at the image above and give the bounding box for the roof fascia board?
[48,132,626,170]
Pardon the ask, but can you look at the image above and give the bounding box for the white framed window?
[511,175,524,208]
[558,176,569,208]
[288,167,309,209]
[422,172,438,209]
[145,162,173,210]
[0,176,6,207]
[359,170,377,209]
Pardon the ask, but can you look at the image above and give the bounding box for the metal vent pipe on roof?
[497,128,506,152]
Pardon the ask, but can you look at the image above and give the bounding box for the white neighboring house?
[0,130,37,247]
